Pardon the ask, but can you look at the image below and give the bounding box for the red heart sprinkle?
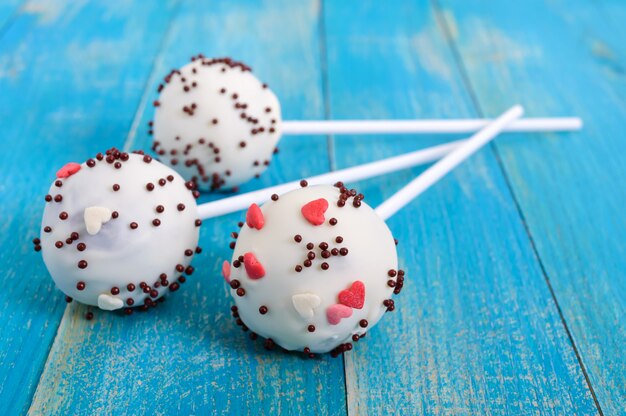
[301,198,328,226]
[222,260,231,283]
[56,162,81,179]
[338,280,365,309]
[243,252,265,279]
[246,203,264,230]
[326,304,353,325]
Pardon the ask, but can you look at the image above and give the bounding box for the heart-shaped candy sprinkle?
[222,260,231,283]
[326,304,353,325]
[243,252,265,279]
[338,280,365,309]
[56,162,81,179]
[292,293,321,320]
[97,294,124,311]
[246,203,264,230]
[301,198,328,226]
[84,206,112,235]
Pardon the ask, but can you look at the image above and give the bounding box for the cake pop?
[150,55,580,192]
[225,183,402,356]
[37,148,201,315]
[152,57,281,191]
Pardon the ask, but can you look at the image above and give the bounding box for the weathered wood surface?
[0,0,622,414]
[436,0,626,413]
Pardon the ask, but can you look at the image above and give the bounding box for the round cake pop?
[224,183,404,356]
[151,56,282,192]
[37,148,201,314]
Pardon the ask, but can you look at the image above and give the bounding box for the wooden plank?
[322,1,599,414]
[0,1,178,414]
[29,1,346,415]
[435,0,626,413]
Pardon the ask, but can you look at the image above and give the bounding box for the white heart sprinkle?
[292,293,321,320]
[84,206,112,235]
[97,293,124,311]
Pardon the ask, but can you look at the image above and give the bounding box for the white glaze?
[40,152,200,309]
[152,57,282,191]
[229,185,398,353]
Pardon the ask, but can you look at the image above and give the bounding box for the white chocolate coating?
[152,57,282,191]
[228,185,399,354]
[40,151,200,309]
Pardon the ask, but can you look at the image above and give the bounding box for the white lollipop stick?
[375,105,524,220]
[197,140,465,220]
[282,116,579,135]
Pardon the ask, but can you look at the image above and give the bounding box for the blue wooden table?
[1,1,624,414]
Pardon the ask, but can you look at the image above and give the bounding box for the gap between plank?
[431,1,604,414]
[318,1,349,414]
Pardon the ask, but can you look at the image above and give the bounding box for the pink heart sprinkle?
[338,280,365,309]
[301,198,328,226]
[243,252,265,279]
[246,203,264,230]
[222,260,231,283]
[326,304,353,325]
[56,162,81,179]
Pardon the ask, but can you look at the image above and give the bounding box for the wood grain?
[0,1,177,414]
[0,0,623,413]
[28,1,347,415]
[436,0,625,413]
[323,1,598,414]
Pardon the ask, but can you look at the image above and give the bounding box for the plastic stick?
[375,105,524,221]
[197,140,464,219]
[281,117,579,135]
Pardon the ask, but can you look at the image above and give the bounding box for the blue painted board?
[0,1,178,414]
[28,1,346,415]
[323,0,597,414]
[437,0,626,413]
[0,0,623,414]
